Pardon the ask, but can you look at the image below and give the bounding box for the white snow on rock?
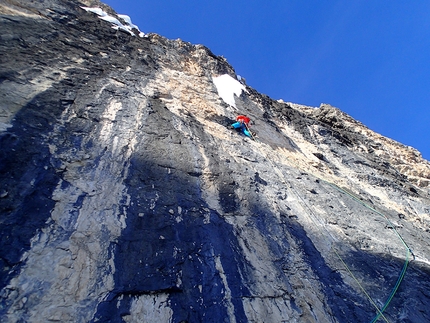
[118,14,136,28]
[81,7,145,37]
[81,7,107,16]
[118,14,145,38]
[213,74,246,108]
[100,15,127,28]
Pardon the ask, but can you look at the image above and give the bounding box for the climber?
[231,115,255,138]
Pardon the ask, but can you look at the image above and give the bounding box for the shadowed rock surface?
[1,0,430,322]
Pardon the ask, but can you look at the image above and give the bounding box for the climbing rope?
[323,181,413,255]
[258,144,413,323]
[322,180,413,323]
[244,122,257,141]
[302,117,414,322]
[234,113,412,321]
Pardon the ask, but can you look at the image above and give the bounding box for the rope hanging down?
[258,145,413,323]
[323,181,414,323]
[244,123,257,141]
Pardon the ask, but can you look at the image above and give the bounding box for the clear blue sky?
[103,0,430,160]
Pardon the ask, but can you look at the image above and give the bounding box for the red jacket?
[236,115,251,126]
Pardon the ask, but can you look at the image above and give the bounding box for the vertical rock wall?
[1,1,430,322]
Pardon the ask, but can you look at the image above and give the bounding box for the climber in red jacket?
[231,115,254,138]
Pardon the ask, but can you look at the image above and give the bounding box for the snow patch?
[213,74,246,108]
[117,14,145,37]
[81,7,145,38]
[81,7,107,16]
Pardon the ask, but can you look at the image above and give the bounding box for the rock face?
[1,1,430,322]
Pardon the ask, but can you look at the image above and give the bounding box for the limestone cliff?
[1,1,430,322]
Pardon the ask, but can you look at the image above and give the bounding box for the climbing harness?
[244,123,257,141]
[258,144,413,323]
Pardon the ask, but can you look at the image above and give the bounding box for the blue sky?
[103,0,430,160]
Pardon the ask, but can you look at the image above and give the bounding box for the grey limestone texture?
[1,1,430,322]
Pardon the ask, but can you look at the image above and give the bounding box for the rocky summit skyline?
[0,1,429,322]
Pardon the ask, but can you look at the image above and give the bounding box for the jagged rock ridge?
[1,0,430,322]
